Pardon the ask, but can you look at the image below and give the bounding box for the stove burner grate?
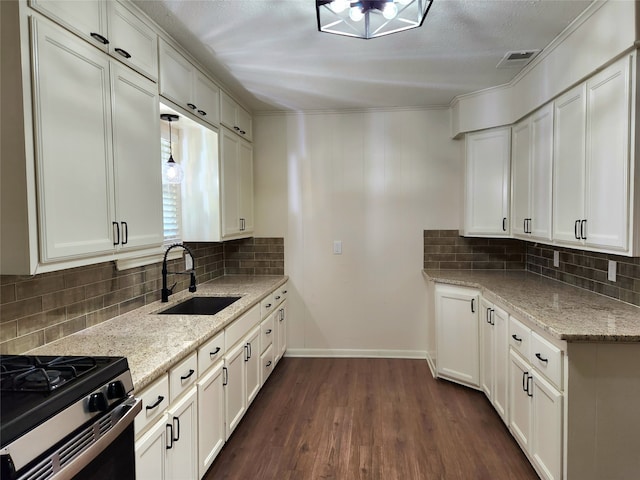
[0,356,98,393]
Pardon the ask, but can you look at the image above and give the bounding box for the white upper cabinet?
[553,55,635,254]
[159,39,220,127]
[29,0,158,80]
[31,17,162,265]
[511,104,553,241]
[221,91,252,142]
[464,127,511,237]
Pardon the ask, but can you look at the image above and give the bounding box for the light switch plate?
[608,260,617,282]
[333,240,342,255]
[553,251,559,268]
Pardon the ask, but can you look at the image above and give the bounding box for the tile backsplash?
[423,230,640,307]
[0,238,284,354]
[423,230,526,270]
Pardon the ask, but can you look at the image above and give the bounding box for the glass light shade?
[163,156,184,184]
[329,0,349,13]
[316,0,433,39]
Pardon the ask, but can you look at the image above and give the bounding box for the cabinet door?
[194,71,221,126]
[31,18,116,262]
[464,128,511,236]
[509,349,532,452]
[479,298,494,400]
[435,286,479,387]
[511,118,531,238]
[166,387,198,480]
[159,40,194,110]
[238,140,254,234]
[236,105,252,141]
[221,128,241,237]
[197,362,225,478]
[276,302,288,363]
[585,57,631,251]
[529,104,553,241]
[107,1,158,81]
[531,371,563,480]
[29,0,108,50]
[224,340,246,439]
[553,84,586,245]
[245,325,261,406]
[110,62,163,251]
[220,90,237,131]
[135,413,168,480]
[492,306,509,423]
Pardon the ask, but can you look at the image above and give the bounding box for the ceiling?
[133,0,594,113]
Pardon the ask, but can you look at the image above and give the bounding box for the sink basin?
[158,296,241,315]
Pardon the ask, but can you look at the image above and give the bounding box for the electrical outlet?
[553,251,559,268]
[185,255,193,271]
[608,260,617,282]
[333,240,342,255]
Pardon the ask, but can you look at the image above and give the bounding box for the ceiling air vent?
[496,50,540,69]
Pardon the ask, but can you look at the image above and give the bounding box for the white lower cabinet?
[434,285,480,387]
[479,298,508,423]
[197,363,225,478]
[135,413,169,480]
[166,386,198,480]
[223,340,247,440]
[245,325,261,406]
[275,300,288,363]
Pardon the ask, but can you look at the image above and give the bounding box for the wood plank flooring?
[204,358,539,480]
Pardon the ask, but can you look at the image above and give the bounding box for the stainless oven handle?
[50,397,141,480]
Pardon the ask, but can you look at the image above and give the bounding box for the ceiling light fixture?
[160,113,184,184]
[316,0,433,39]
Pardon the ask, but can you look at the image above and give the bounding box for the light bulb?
[329,0,349,13]
[163,157,184,184]
[349,5,364,21]
[383,2,398,19]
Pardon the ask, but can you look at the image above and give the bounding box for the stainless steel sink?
[157,296,241,315]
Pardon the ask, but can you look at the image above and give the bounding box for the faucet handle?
[189,272,197,293]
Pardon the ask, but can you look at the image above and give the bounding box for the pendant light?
[160,113,184,184]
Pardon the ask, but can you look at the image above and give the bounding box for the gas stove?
[0,355,140,480]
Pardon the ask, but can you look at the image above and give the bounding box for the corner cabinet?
[221,128,254,239]
[31,16,162,265]
[220,91,252,142]
[434,284,480,388]
[464,127,511,237]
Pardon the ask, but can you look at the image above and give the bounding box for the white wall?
[254,109,462,357]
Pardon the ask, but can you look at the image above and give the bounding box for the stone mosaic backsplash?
[423,230,526,270]
[423,230,640,307]
[0,238,284,354]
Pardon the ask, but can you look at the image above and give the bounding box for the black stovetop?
[0,355,130,448]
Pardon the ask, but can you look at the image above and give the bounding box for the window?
[160,129,182,245]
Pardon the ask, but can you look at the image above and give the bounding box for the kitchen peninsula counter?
[28,275,288,391]
[423,269,640,342]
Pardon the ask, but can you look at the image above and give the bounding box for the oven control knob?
[88,392,109,412]
[107,380,126,399]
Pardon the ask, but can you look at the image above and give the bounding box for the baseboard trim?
[426,353,437,378]
[285,349,427,359]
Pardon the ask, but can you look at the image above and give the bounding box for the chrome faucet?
[161,243,197,302]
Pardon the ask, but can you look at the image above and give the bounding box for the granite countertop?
[423,270,640,342]
[28,275,288,392]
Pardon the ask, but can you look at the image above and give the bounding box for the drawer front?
[272,283,288,307]
[225,304,260,350]
[134,374,169,437]
[198,331,225,374]
[261,344,274,386]
[531,331,563,389]
[169,351,198,402]
[260,293,275,319]
[509,315,531,360]
[261,313,275,354]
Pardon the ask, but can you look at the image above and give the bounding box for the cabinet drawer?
[509,315,531,360]
[260,293,275,319]
[531,332,563,389]
[198,331,225,375]
[134,374,169,437]
[225,304,260,350]
[272,284,287,307]
[261,344,274,385]
[261,313,275,354]
[169,351,198,402]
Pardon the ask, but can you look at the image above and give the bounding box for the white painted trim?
[285,349,427,359]
[426,354,436,378]
[254,105,450,117]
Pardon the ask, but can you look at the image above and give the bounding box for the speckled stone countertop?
[423,270,640,342]
[28,275,287,392]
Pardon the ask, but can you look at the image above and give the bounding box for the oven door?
[7,397,141,480]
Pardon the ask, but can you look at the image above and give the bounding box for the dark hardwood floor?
[204,358,539,480]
